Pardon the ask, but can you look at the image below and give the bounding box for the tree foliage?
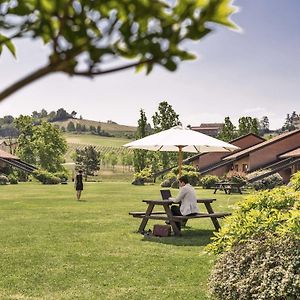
[0,0,238,101]
[152,101,181,170]
[15,116,67,172]
[74,145,100,180]
[152,101,180,132]
[133,109,151,172]
[217,116,237,142]
[238,116,259,136]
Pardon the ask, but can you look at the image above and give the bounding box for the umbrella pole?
[178,146,183,177]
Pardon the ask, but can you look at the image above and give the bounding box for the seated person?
[169,175,199,231]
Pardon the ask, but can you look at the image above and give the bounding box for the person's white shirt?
[169,183,199,215]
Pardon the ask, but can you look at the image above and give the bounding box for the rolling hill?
[53,118,136,133]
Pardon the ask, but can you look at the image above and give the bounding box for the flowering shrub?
[199,175,220,189]
[207,187,300,300]
[206,187,300,254]
[209,235,300,300]
[247,169,283,190]
[172,165,196,175]
[132,168,153,185]
[161,165,200,187]
[225,170,247,185]
[8,174,18,184]
[290,171,300,191]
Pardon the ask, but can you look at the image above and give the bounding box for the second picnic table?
[213,182,243,194]
[129,198,231,236]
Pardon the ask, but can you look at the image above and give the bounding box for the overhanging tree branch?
[69,59,153,77]
[0,59,153,102]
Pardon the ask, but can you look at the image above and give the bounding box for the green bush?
[54,171,69,181]
[209,235,300,300]
[206,187,300,254]
[172,165,196,175]
[247,169,283,190]
[290,171,300,191]
[199,175,220,189]
[171,180,179,189]
[160,176,177,187]
[0,174,9,185]
[163,165,200,187]
[225,170,247,185]
[8,174,18,184]
[33,170,61,184]
[132,168,153,185]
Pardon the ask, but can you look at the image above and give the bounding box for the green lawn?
[0,182,245,299]
[64,133,133,147]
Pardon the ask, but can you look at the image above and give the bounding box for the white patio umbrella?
[123,126,239,176]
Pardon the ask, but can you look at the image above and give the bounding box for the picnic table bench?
[129,198,231,236]
[213,182,243,194]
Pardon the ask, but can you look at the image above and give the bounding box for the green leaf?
[0,34,16,58]
[40,0,56,13]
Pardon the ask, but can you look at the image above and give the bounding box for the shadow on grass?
[141,228,215,247]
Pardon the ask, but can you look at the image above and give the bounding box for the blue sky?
[0,0,299,129]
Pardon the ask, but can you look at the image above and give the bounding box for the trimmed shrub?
[132,168,153,185]
[186,171,200,186]
[163,165,200,188]
[247,169,283,190]
[171,180,179,189]
[209,235,300,300]
[290,171,300,191]
[160,176,177,187]
[33,170,61,184]
[199,175,220,189]
[54,171,69,181]
[206,187,300,254]
[8,174,18,184]
[225,170,247,185]
[0,175,9,185]
[172,165,196,175]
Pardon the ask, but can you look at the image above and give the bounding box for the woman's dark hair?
[178,175,189,184]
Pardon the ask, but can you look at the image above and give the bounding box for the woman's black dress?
[75,174,83,191]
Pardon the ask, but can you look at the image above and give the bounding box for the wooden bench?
[214,182,243,194]
[129,199,231,236]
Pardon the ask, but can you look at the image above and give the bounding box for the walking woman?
[75,170,83,200]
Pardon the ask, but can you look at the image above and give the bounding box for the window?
[234,164,239,171]
[242,164,248,172]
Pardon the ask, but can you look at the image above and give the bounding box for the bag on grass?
[153,224,171,237]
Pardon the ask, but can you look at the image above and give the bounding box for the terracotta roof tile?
[224,129,300,160]
[279,147,300,158]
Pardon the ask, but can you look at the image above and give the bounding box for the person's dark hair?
[78,170,83,174]
[178,175,189,184]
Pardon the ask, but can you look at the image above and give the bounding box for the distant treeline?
[0,108,124,138]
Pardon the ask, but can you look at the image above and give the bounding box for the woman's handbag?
[153,224,171,237]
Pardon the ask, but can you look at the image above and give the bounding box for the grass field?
[0,182,246,299]
[64,133,133,147]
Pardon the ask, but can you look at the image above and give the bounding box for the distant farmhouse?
[191,129,300,183]
[0,139,17,154]
[189,123,224,138]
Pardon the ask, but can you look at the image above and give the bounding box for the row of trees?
[64,122,113,137]
[217,116,260,142]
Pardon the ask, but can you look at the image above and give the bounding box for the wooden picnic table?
[129,198,231,236]
[213,182,243,194]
